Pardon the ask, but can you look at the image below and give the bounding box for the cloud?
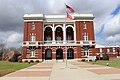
[106,34,120,43]
[0,0,120,47]
[105,34,120,46]
[0,31,23,48]
[103,13,120,37]
[100,10,120,45]
[0,0,120,33]
[6,32,23,43]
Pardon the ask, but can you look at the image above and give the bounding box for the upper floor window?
[113,48,116,52]
[30,33,36,41]
[83,21,87,29]
[83,33,88,42]
[107,48,110,53]
[31,22,35,30]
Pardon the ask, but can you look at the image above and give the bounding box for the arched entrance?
[44,27,52,43]
[45,49,52,60]
[56,49,63,60]
[67,48,74,59]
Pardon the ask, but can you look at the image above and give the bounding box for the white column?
[74,22,76,43]
[63,23,66,44]
[52,23,55,44]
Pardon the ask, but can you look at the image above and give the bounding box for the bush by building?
[81,59,86,62]
[24,60,28,62]
[35,60,39,63]
[103,53,109,60]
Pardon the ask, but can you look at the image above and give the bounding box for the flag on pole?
[65,4,75,13]
[67,13,75,20]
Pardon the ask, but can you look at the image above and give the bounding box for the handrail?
[23,40,95,44]
[22,40,95,46]
[22,40,96,47]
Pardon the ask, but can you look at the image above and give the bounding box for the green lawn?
[88,58,120,68]
[0,61,36,76]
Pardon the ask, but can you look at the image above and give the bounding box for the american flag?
[66,4,75,13]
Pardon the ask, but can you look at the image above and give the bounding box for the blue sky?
[95,4,120,46]
[111,4,120,15]
[0,0,120,48]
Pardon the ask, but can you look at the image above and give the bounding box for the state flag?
[67,13,75,20]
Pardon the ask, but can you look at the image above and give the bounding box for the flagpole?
[64,3,75,68]
[64,3,67,68]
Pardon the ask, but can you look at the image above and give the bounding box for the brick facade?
[22,13,120,62]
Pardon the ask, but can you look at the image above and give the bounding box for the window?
[30,34,36,41]
[30,50,35,57]
[113,48,115,52]
[100,48,102,53]
[84,48,88,56]
[31,22,35,30]
[83,33,88,42]
[107,49,110,53]
[83,21,87,29]
[67,49,73,57]
[100,48,103,57]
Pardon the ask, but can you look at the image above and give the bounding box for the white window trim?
[83,21,87,29]
[84,48,88,56]
[100,48,102,53]
[107,49,110,53]
[113,48,115,52]
[30,34,36,41]
[83,33,88,42]
[67,50,73,57]
[31,22,35,30]
[30,50,35,57]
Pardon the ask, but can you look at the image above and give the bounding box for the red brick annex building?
[22,13,120,62]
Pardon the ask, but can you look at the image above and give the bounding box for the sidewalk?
[0,62,53,80]
[50,61,110,80]
[0,61,120,80]
[70,61,120,80]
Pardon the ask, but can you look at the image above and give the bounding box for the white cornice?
[23,13,95,22]
[24,20,43,22]
[24,14,43,17]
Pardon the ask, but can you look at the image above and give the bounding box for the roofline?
[23,13,94,18]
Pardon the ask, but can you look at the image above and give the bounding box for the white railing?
[78,40,95,46]
[22,41,42,47]
[44,40,75,44]
[22,40,95,47]
[66,40,75,43]
[44,41,52,44]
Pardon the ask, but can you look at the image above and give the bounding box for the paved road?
[0,61,120,80]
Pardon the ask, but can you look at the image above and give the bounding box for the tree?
[0,43,6,60]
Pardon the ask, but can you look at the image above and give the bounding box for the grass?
[0,61,36,76]
[88,58,120,68]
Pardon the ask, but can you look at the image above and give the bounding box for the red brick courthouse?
[22,13,120,62]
